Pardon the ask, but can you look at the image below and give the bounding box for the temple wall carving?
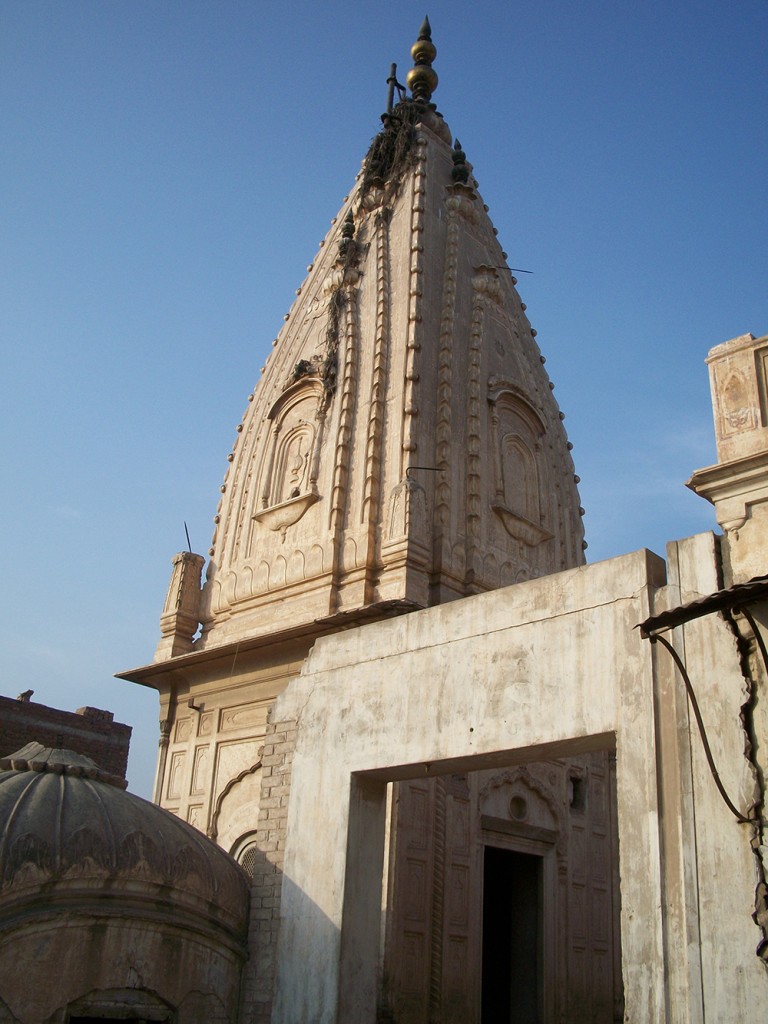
[154,695,275,855]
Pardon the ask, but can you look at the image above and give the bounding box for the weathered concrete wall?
[265,542,767,1023]
[665,533,767,1018]
[269,550,663,1021]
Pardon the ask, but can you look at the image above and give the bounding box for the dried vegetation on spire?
[361,100,421,200]
[361,19,439,201]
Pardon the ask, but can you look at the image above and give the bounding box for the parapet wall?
[0,696,131,779]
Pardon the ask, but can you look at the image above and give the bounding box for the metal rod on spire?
[384,63,406,121]
[386,63,397,115]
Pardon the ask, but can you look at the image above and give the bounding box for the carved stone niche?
[253,376,325,540]
[488,379,553,547]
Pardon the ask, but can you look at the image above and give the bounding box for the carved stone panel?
[166,751,186,801]
[175,718,191,743]
[706,333,765,463]
[197,711,215,737]
[488,381,553,549]
[719,370,757,438]
[191,745,210,796]
[220,701,270,734]
[187,804,203,829]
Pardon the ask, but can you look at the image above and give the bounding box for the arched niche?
[721,370,757,433]
[230,831,260,883]
[488,380,553,547]
[209,761,263,855]
[253,376,325,539]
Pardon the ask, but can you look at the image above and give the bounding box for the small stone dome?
[0,744,250,1022]
[0,743,249,939]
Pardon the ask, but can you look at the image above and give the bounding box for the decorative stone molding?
[491,503,553,547]
[466,276,486,579]
[389,476,428,541]
[323,261,361,295]
[689,451,768,535]
[400,136,429,472]
[360,184,385,211]
[487,375,545,418]
[478,764,567,862]
[359,207,393,583]
[471,264,503,305]
[253,491,320,541]
[209,760,262,842]
[444,181,478,222]
[434,186,463,537]
[328,287,360,611]
[158,719,171,747]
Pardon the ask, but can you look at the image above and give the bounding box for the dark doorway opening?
[481,846,543,1024]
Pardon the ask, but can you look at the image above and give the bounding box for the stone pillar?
[154,551,205,660]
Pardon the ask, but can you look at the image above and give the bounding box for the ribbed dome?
[0,743,249,941]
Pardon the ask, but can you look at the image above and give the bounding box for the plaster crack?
[724,606,768,963]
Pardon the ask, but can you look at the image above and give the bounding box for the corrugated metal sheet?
[638,576,768,637]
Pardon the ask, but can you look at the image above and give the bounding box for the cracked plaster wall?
[261,542,767,1023]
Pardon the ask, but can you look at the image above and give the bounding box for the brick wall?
[0,696,132,779]
[239,715,296,1024]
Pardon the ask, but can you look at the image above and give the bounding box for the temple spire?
[406,16,438,104]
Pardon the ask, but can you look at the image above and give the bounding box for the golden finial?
[406,16,438,104]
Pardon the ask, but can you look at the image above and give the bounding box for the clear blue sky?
[1,1,766,798]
